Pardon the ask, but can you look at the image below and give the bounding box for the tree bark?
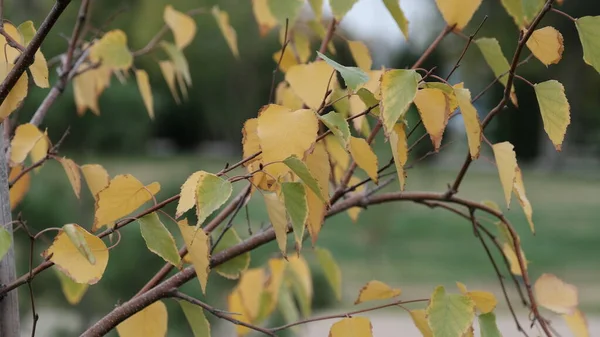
[0,125,18,337]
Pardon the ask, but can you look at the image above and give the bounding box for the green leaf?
[315,247,342,300]
[195,173,233,227]
[576,16,600,74]
[138,212,181,267]
[160,41,192,85]
[475,38,511,88]
[213,228,250,279]
[383,0,409,40]
[479,312,502,337]
[278,283,301,333]
[319,111,351,148]
[500,0,544,28]
[281,182,308,250]
[17,21,36,45]
[179,300,211,337]
[380,69,420,135]
[0,226,11,260]
[316,51,369,90]
[267,0,304,25]
[330,0,359,20]
[283,156,327,203]
[357,88,380,116]
[426,286,475,337]
[534,80,570,151]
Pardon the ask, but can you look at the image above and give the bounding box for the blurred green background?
[4,0,600,336]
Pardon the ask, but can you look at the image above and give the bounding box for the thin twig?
[446,16,488,80]
[550,7,575,22]
[210,184,252,254]
[268,19,289,104]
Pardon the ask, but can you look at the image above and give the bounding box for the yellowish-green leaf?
[93,174,160,231]
[160,41,191,86]
[414,88,450,151]
[164,5,196,49]
[349,136,378,184]
[252,0,278,36]
[426,286,475,337]
[435,0,482,30]
[380,69,420,135]
[228,288,253,336]
[30,130,49,172]
[42,224,109,284]
[526,26,564,66]
[287,255,312,317]
[315,247,342,300]
[347,40,372,71]
[90,30,132,70]
[563,309,590,337]
[329,317,373,337]
[454,85,481,159]
[135,69,154,119]
[81,164,109,200]
[356,87,380,116]
[212,6,239,58]
[138,212,180,267]
[57,157,81,199]
[264,192,288,256]
[178,219,210,293]
[10,123,44,165]
[523,0,544,24]
[281,182,308,251]
[317,51,369,91]
[534,80,570,151]
[286,61,336,109]
[409,309,433,337]
[55,269,88,305]
[0,63,28,121]
[257,105,318,177]
[213,228,250,279]
[179,300,211,337]
[383,0,409,40]
[9,165,30,210]
[492,142,517,208]
[502,242,527,276]
[278,280,301,330]
[479,312,501,337]
[305,143,330,243]
[319,111,350,148]
[267,0,303,25]
[18,21,35,45]
[176,171,232,227]
[116,301,168,337]
[500,0,525,27]
[513,168,534,233]
[389,123,408,190]
[534,273,578,314]
[355,280,401,304]
[475,37,515,98]
[159,60,180,104]
[63,223,95,265]
[0,226,12,260]
[576,16,600,74]
[330,0,359,20]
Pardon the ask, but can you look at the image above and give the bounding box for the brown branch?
[317,19,337,59]
[445,16,487,80]
[550,7,575,22]
[412,25,453,69]
[0,29,25,53]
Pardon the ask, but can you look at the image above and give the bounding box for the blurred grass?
[12,152,600,336]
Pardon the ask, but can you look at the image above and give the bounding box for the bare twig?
[268,19,289,104]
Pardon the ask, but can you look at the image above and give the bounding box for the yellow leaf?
[241,118,262,170]
[212,6,239,58]
[286,61,336,110]
[347,40,372,71]
[57,157,81,199]
[288,255,313,306]
[90,30,132,70]
[26,48,49,88]
[0,23,22,63]
[355,280,401,304]
[0,63,28,121]
[434,0,482,30]
[329,317,373,337]
[273,47,299,73]
[55,269,88,305]
[466,291,497,313]
[291,30,311,63]
[93,174,160,231]
[159,60,180,104]
[252,0,278,36]
[10,123,44,165]
[9,165,30,210]
[534,273,578,314]
[456,281,468,294]
[256,105,318,178]
[349,136,378,184]
[513,168,534,233]
[454,85,481,159]
[73,65,101,116]
[305,143,329,243]
[463,326,474,337]
[264,191,288,256]
[30,130,49,171]
[81,164,110,200]
[389,123,408,190]
[409,309,433,337]
[178,220,210,293]
[164,5,196,49]
[116,301,168,337]
[228,289,252,336]
[526,26,564,66]
[135,70,154,119]
[492,142,517,208]
[42,224,109,284]
[315,247,342,300]
[563,309,590,337]
[534,80,570,151]
[309,0,323,20]
[330,0,360,20]
[258,258,286,320]
[237,268,266,320]
[502,242,527,276]
[176,171,203,218]
[275,81,303,110]
[414,88,450,151]
[325,134,350,171]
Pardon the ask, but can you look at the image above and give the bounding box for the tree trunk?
[0,125,18,337]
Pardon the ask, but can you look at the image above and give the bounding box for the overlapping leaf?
[305,143,330,243]
[10,123,45,165]
[492,142,518,208]
[0,63,28,121]
[135,70,154,119]
[355,280,401,304]
[178,219,210,293]
[317,51,369,90]
[534,273,578,314]
[81,164,110,200]
[347,40,372,71]
[264,192,289,256]
[380,69,420,135]
[281,182,308,250]
[212,228,250,279]
[389,123,408,190]
[286,61,336,109]
[138,213,180,267]
[90,30,132,70]
[252,0,278,36]
[315,247,342,300]
[55,269,89,305]
[179,300,211,337]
